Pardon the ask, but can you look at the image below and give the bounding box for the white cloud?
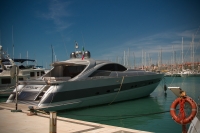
[40,0,72,31]
[97,28,200,64]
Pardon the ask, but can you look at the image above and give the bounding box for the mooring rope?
[0,85,15,92]
[108,76,124,105]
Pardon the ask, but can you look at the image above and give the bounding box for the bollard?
[49,111,57,133]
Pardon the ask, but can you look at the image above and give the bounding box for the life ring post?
[170,96,198,133]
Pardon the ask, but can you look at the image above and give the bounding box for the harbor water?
[57,77,200,133]
[0,77,199,133]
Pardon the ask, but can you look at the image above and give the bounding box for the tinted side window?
[98,64,115,71]
[2,78,11,84]
[89,71,111,77]
[88,64,126,77]
[63,65,86,78]
[115,64,127,71]
[41,71,45,76]
[98,64,126,71]
[30,72,35,77]
[18,78,23,81]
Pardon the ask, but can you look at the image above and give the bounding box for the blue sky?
[0,0,200,69]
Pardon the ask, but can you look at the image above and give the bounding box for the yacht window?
[2,78,11,84]
[89,71,111,77]
[89,64,126,77]
[30,72,35,77]
[19,65,25,69]
[98,64,127,71]
[63,65,86,78]
[37,72,40,76]
[116,64,127,71]
[18,78,23,81]
[41,71,45,75]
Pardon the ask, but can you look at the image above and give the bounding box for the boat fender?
[170,96,197,125]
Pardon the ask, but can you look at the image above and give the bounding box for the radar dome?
[84,51,91,58]
[70,52,76,58]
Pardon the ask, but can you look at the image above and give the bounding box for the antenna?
[0,30,1,46]
[75,41,78,50]
[27,51,28,65]
[61,34,68,58]
[51,45,53,63]
[123,51,125,66]
[81,31,86,49]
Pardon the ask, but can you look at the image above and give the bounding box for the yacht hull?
[34,74,163,111]
[39,82,160,111]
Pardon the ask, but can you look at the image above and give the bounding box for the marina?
[0,43,199,133]
[0,44,199,133]
[0,1,200,132]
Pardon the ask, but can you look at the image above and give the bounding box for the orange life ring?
[170,96,198,125]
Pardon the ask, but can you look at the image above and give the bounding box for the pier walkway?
[0,102,152,133]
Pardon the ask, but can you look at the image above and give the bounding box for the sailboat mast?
[12,26,14,59]
[129,48,130,68]
[51,45,53,63]
[144,51,146,69]
[124,51,125,66]
[172,45,174,67]
[142,49,143,69]
[182,37,184,71]
[27,51,28,65]
[192,35,194,71]
[133,52,135,69]
[0,30,1,46]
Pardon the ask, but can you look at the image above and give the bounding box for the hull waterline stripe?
[41,78,161,104]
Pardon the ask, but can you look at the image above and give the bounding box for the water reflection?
[58,96,164,127]
[58,77,199,133]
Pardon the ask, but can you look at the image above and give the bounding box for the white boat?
[188,113,200,133]
[164,71,181,77]
[180,69,200,77]
[0,45,45,96]
[7,45,164,111]
[6,45,164,111]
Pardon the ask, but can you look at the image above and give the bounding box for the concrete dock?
[0,102,152,133]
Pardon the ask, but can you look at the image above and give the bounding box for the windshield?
[45,65,86,78]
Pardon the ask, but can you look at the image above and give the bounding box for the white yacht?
[7,46,164,111]
[0,45,45,96]
[180,69,200,77]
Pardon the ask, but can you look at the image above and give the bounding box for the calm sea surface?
[0,77,199,133]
